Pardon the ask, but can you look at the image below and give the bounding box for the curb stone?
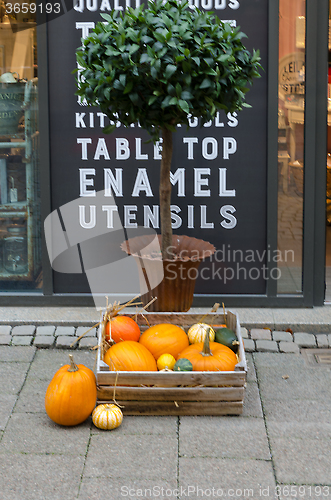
[315,334,329,348]
[11,325,35,336]
[55,326,76,337]
[11,336,33,346]
[279,341,300,354]
[33,336,55,348]
[36,326,56,336]
[293,332,317,347]
[55,336,77,348]
[243,339,256,352]
[250,329,272,341]
[255,340,279,352]
[0,325,11,335]
[272,331,293,342]
[0,335,11,345]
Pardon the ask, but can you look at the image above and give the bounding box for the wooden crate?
[96,310,247,416]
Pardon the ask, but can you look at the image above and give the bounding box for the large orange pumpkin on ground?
[105,315,140,343]
[104,340,157,371]
[139,323,189,360]
[177,329,237,372]
[45,354,97,426]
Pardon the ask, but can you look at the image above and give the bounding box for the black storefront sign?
[46,0,268,297]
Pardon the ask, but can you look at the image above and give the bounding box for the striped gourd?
[92,404,123,430]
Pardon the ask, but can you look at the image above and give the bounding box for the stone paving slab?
[0,413,92,455]
[245,353,258,383]
[94,415,177,436]
[0,453,84,500]
[255,364,331,400]
[19,350,95,386]
[270,436,331,484]
[179,416,270,460]
[261,397,331,423]
[242,382,264,418]
[78,478,178,500]
[84,433,178,480]
[266,420,331,440]
[13,378,50,414]
[178,457,277,499]
[0,363,30,396]
[0,346,35,362]
[0,394,17,431]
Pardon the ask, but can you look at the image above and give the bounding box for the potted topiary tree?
[75,0,261,311]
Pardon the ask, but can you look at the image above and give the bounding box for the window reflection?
[0,3,41,290]
[277,0,305,294]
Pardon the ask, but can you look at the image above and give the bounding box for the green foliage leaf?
[200,78,212,89]
[129,44,140,55]
[165,64,177,79]
[178,99,190,113]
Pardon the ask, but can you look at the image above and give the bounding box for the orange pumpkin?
[104,340,157,371]
[45,354,97,426]
[139,323,189,360]
[177,328,237,372]
[105,315,140,343]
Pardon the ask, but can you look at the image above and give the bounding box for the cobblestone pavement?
[0,346,331,500]
[1,324,330,353]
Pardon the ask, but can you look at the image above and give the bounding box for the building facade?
[0,0,329,307]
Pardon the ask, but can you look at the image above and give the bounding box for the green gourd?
[214,328,240,353]
[173,358,193,372]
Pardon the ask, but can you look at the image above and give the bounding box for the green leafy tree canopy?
[75,0,261,143]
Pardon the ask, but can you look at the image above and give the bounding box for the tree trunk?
[160,127,173,260]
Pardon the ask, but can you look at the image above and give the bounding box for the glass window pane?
[0,4,41,290]
[277,0,305,294]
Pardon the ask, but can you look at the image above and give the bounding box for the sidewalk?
[0,307,331,500]
[1,346,331,500]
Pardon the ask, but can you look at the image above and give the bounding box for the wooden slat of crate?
[97,385,245,402]
[96,400,243,416]
[97,370,246,387]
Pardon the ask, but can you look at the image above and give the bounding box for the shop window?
[277,0,305,294]
[0,2,41,290]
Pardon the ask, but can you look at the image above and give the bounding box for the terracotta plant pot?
[121,234,215,312]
